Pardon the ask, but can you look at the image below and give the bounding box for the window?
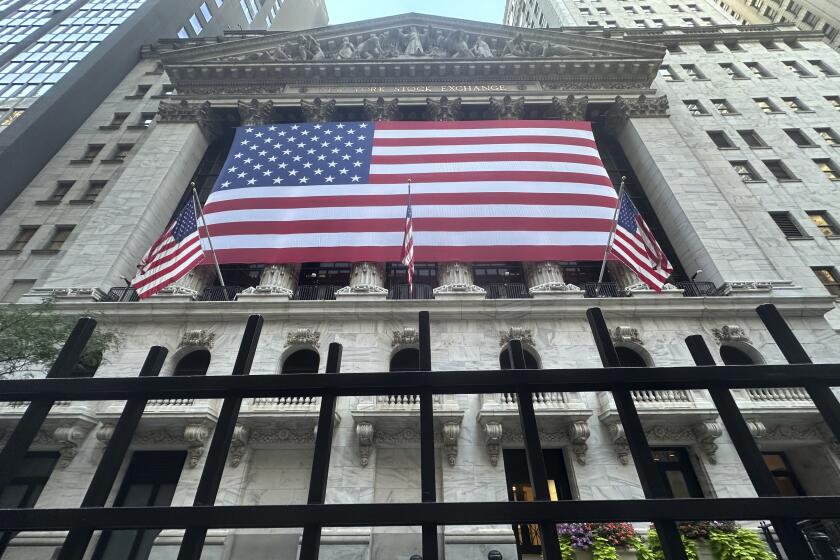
[724,41,744,52]
[763,452,806,496]
[641,5,654,14]
[132,84,151,97]
[177,27,188,39]
[823,24,839,41]
[816,128,840,146]
[815,159,840,180]
[109,112,129,126]
[683,100,707,116]
[282,349,320,373]
[761,39,780,50]
[720,345,761,365]
[683,17,697,26]
[809,60,838,76]
[579,7,591,15]
[681,64,706,79]
[0,452,60,555]
[616,346,649,367]
[754,97,781,114]
[623,6,637,14]
[500,347,540,370]
[745,62,772,78]
[92,451,186,560]
[666,43,683,54]
[652,448,704,498]
[807,211,839,236]
[239,0,253,23]
[769,212,807,238]
[173,350,211,376]
[802,11,819,27]
[81,180,105,202]
[730,160,761,182]
[139,112,156,127]
[651,19,664,27]
[700,42,718,52]
[712,99,737,115]
[707,130,735,149]
[390,348,420,372]
[686,3,700,12]
[827,96,840,110]
[79,144,103,161]
[784,129,815,147]
[670,4,683,13]
[813,267,840,296]
[188,13,202,34]
[111,143,133,161]
[43,225,74,251]
[700,16,713,24]
[764,160,798,180]
[8,226,38,251]
[199,2,212,22]
[634,19,647,28]
[719,63,745,79]
[49,181,73,201]
[783,61,814,77]
[160,84,176,96]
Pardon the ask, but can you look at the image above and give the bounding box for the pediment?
[161,12,665,66]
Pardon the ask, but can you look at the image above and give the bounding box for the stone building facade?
[1,9,840,560]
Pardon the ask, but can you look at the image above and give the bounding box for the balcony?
[477,391,593,466]
[480,282,531,299]
[292,284,338,301]
[734,386,822,445]
[387,283,434,300]
[584,282,626,298]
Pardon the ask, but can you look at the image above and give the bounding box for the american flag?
[132,197,205,299]
[200,120,617,263]
[610,191,673,291]
[401,181,415,295]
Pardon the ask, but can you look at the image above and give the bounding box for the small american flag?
[132,197,205,299]
[610,191,672,291]
[401,181,415,295]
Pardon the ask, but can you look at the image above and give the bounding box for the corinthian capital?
[157,100,219,139]
[237,99,274,125]
[545,95,588,121]
[363,97,400,121]
[426,96,462,121]
[301,97,337,123]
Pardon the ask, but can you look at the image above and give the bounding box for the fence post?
[418,311,439,560]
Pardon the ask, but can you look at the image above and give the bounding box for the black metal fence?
[292,285,338,301]
[388,283,434,300]
[674,282,718,297]
[2,304,840,560]
[481,282,531,299]
[584,282,625,298]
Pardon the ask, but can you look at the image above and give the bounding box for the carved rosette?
[442,421,460,467]
[392,327,419,348]
[336,262,388,296]
[610,326,643,346]
[157,100,218,139]
[712,325,750,344]
[237,99,274,125]
[498,327,536,349]
[545,95,588,121]
[286,328,321,348]
[356,422,374,467]
[301,98,337,123]
[240,264,299,298]
[524,261,582,295]
[489,95,526,120]
[433,262,485,296]
[425,97,462,122]
[484,422,503,466]
[363,97,400,121]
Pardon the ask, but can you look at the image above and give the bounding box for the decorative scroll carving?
[747,419,767,439]
[357,422,374,467]
[624,282,680,295]
[426,96,461,122]
[608,423,630,465]
[392,327,419,348]
[484,422,503,466]
[611,326,643,346]
[229,424,250,467]
[54,425,86,468]
[499,327,535,349]
[301,98,337,123]
[568,421,591,465]
[693,421,723,464]
[545,95,588,121]
[96,423,115,445]
[237,99,274,125]
[179,329,215,349]
[184,423,210,468]
[286,328,320,348]
[364,97,400,121]
[605,95,669,134]
[712,325,751,344]
[489,95,526,120]
[442,422,460,467]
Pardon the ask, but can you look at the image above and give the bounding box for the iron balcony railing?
[200,286,244,301]
[387,283,434,300]
[674,281,718,297]
[481,282,531,299]
[104,287,139,302]
[583,282,625,298]
[2,305,839,560]
[292,285,338,301]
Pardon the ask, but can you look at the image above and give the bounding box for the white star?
[249,145,258,151]
[299,176,309,184]
[237,172,247,178]
[325,176,335,183]
[298,143,306,148]
[291,124,300,130]
[336,123,344,129]
[293,155,302,162]
[353,161,362,167]
[303,162,312,168]
[234,153,243,159]
[345,141,354,147]
[359,123,368,128]
[342,154,351,160]
[221,181,231,188]
[288,169,298,176]
[228,166,238,172]
[339,168,349,175]
[241,140,250,145]
[244,157,253,164]
[259,149,267,155]
[273,177,283,184]
[358,135,366,141]
[268,156,277,162]
[355,147,364,154]
[317,155,326,161]
[311,136,320,142]
[264,137,273,143]
[328,161,337,168]
[246,127,254,133]
[268,125,276,131]
[348,128,356,134]
[324,129,333,135]
[301,130,309,136]
[351,175,361,182]
[283,149,292,155]
[314,169,323,175]
[331,148,340,154]
[274,143,282,149]
[278,162,288,169]
[321,142,330,148]
[335,135,343,141]
[253,163,263,170]
[307,149,316,155]
[314,124,322,129]
[255,132,263,138]
[287,136,296,143]
[247,178,257,185]
[263,170,272,176]
[278,130,286,136]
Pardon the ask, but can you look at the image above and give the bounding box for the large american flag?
[610,191,673,291]
[132,197,205,298]
[199,120,618,263]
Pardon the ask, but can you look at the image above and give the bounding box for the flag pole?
[407,178,413,298]
[191,183,229,302]
[597,176,627,284]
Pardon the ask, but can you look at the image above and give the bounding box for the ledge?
[68,199,95,206]
[34,200,61,206]
[99,159,126,164]
[0,249,21,256]
[98,125,120,131]
[68,159,94,165]
[123,94,145,100]
[126,125,151,130]
[29,249,60,255]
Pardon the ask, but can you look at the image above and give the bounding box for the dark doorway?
[390,348,420,372]
[763,451,806,496]
[499,347,540,370]
[503,449,573,557]
[173,349,211,376]
[616,346,648,367]
[282,349,320,374]
[652,447,704,498]
[720,345,758,365]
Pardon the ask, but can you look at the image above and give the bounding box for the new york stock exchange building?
[4,11,840,560]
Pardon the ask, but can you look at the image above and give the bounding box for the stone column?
[524,261,583,299]
[424,97,485,299]
[32,100,218,301]
[156,265,216,302]
[336,98,399,301]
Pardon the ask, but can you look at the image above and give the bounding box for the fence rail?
[0,304,839,560]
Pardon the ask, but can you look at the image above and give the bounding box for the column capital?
[605,94,669,134]
[301,97,337,123]
[544,95,589,121]
[157,100,220,140]
[363,97,400,121]
[489,95,526,120]
[425,96,461,122]
[237,98,274,125]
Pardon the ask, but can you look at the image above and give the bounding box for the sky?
[327,0,507,26]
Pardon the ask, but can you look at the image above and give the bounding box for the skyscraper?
[717,0,840,52]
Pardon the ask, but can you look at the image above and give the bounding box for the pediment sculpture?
[216,25,592,63]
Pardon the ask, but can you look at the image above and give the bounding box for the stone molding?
[363,97,400,121]
[27,287,106,302]
[489,95,526,120]
[498,327,535,349]
[491,420,591,466]
[179,329,215,349]
[157,100,218,139]
[96,421,212,468]
[286,328,320,348]
[545,94,588,121]
[606,420,723,464]
[392,327,419,348]
[237,98,274,125]
[353,420,462,467]
[426,96,461,121]
[301,97,337,123]
[712,325,750,345]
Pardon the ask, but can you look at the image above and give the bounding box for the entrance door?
[503,448,573,557]
[652,447,704,498]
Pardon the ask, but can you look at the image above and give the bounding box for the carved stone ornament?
[545,95,589,121]
[568,421,591,465]
[525,261,582,295]
[489,95,526,120]
[392,327,419,348]
[336,262,388,295]
[499,327,536,349]
[624,282,680,295]
[179,329,216,349]
[240,264,297,297]
[357,421,374,467]
[607,423,630,465]
[433,262,485,295]
[605,95,669,134]
[364,97,400,121]
[747,419,767,439]
[442,421,460,467]
[712,325,750,345]
[301,98,337,123]
[229,424,250,467]
[610,326,643,346]
[426,96,462,121]
[286,328,321,348]
[484,422,503,466]
[693,421,723,464]
[53,425,87,468]
[724,281,773,293]
[47,287,105,301]
[157,100,218,138]
[184,423,211,468]
[237,98,274,125]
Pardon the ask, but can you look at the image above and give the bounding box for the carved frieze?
[712,325,751,345]
[611,326,643,346]
[179,329,216,349]
[392,327,419,348]
[286,328,321,348]
[426,96,461,121]
[157,100,219,139]
[499,327,536,349]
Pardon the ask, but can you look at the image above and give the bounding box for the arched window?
[282,349,320,374]
[390,348,420,372]
[616,346,648,367]
[499,347,540,370]
[173,349,211,376]
[720,345,760,365]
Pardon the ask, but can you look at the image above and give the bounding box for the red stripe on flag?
[367,171,613,186]
[370,152,604,166]
[374,119,594,130]
[373,135,597,148]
